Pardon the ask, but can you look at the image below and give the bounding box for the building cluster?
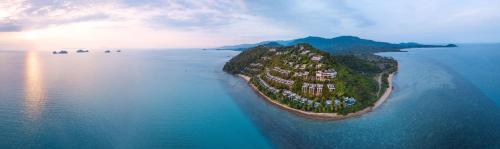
[311,55,323,62]
[293,71,309,78]
[249,45,359,110]
[257,75,279,94]
[249,63,263,67]
[261,56,271,61]
[265,71,294,86]
[272,67,291,76]
[302,83,335,96]
[315,69,337,81]
[282,90,321,108]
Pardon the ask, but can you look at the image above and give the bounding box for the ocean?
[0,44,499,148]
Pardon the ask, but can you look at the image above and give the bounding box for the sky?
[0,0,499,50]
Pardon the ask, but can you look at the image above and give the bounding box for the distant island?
[216,36,457,53]
[222,36,456,119]
[76,49,89,53]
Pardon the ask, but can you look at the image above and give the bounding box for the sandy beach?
[238,72,396,120]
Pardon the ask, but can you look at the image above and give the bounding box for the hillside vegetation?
[223,44,397,114]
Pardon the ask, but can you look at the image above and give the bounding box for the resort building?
[272,67,291,77]
[293,71,309,78]
[345,97,357,106]
[302,83,324,96]
[311,55,323,61]
[326,100,332,105]
[327,84,335,91]
[315,69,337,81]
[249,63,263,67]
[301,50,310,55]
[299,64,307,70]
[265,71,294,86]
[282,90,311,105]
[334,99,341,106]
[257,75,279,94]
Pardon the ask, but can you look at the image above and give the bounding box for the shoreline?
[238,71,396,120]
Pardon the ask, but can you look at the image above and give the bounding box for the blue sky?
[0,0,499,50]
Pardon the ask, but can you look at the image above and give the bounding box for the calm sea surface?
[0,44,499,148]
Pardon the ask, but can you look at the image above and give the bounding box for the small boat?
[104,50,111,53]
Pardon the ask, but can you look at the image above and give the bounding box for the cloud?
[143,0,249,30]
[0,23,22,32]
[0,0,115,31]
[1,0,500,50]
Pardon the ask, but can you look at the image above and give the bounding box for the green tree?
[292,79,303,93]
[322,83,330,98]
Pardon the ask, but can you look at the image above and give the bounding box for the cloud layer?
[1,0,499,50]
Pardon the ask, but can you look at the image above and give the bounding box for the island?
[223,43,397,119]
[222,36,456,120]
[76,49,89,53]
[53,50,68,54]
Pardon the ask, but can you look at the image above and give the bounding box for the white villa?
[311,55,323,61]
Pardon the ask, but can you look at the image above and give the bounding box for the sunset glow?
[1,0,500,50]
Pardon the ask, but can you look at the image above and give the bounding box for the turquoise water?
[1,44,499,148]
[0,50,271,148]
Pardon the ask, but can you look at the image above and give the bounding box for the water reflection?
[24,51,46,120]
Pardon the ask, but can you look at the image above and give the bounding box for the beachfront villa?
[257,75,279,94]
[345,97,357,106]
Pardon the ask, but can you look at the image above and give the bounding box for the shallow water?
[0,44,499,148]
